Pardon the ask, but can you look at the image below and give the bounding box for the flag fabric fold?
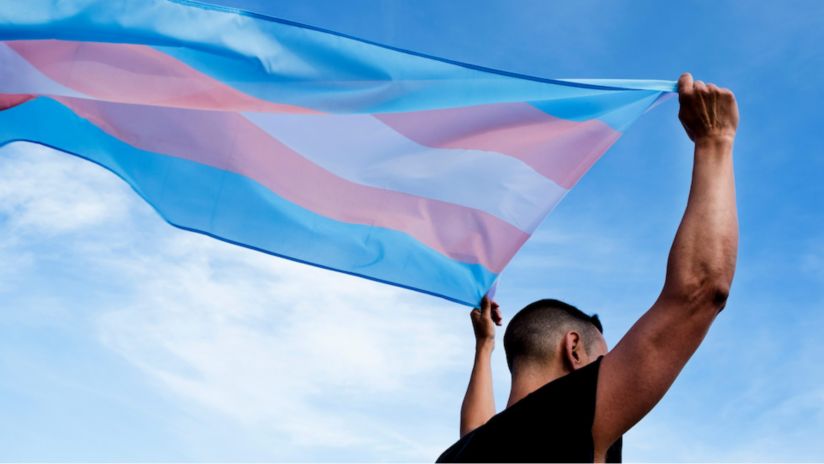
[0,0,676,306]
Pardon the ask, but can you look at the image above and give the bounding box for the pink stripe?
[55,97,526,273]
[8,40,317,114]
[376,103,622,189]
[0,93,33,110]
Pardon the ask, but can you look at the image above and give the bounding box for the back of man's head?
[503,299,604,374]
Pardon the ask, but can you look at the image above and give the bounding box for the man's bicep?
[592,294,719,450]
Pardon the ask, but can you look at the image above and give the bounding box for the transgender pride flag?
[0,1,675,306]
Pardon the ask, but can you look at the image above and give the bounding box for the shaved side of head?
[503,299,604,373]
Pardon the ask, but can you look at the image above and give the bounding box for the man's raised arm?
[593,73,740,457]
[459,296,502,437]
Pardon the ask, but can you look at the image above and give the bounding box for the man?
[437,72,739,463]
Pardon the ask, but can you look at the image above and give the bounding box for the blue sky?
[1,0,823,461]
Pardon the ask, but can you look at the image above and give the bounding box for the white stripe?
[0,42,85,98]
[243,112,567,232]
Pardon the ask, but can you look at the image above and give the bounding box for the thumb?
[479,295,492,320]
[678,72,694,97]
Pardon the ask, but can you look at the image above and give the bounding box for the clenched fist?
[470,296,502,345]
[678,73,739,144]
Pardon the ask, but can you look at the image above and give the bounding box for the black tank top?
[436,357,622,462]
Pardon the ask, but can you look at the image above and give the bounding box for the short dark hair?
[503,299,604,373]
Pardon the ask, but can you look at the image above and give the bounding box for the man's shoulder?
[436,360,605,463]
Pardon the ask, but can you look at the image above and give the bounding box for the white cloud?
[94,236,466,449]
[0,142,131,235]
[0,143,130,295]
[1,142,471,460]
[96,235,470,460]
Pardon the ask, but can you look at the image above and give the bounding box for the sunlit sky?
[1,0,823,461]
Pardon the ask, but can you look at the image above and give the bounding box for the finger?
[491,302,503,326]
[707,83,719,121]
[678,72,693,96]
[479,296,492,320]
[694,80,707,93]
[719,87,736,102]
[469,308,481,320]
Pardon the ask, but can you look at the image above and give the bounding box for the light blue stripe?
[242,112,566,233]
[530,90,663,131]
[0,0,673,129]
[556,79,678,93]
[154,43,654,125]
[0,97,497,306]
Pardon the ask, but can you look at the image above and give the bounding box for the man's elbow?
[711,281,731,309]
[664,274,732,314]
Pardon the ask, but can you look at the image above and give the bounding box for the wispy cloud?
[0,143,131,235]
[94,235,468,454]
[1,142,471,460]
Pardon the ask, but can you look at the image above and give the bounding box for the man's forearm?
[459,341,496,437]
[663,136,738,307]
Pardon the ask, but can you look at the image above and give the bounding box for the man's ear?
[562,331,587,371]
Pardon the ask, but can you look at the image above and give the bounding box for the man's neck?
[506,364,569,408]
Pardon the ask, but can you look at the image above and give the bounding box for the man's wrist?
[475,338,495,353]
[694,134,735,151]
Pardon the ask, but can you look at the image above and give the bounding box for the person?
[437,72,740,463]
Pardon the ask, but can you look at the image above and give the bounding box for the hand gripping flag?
[0,1,676,306]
